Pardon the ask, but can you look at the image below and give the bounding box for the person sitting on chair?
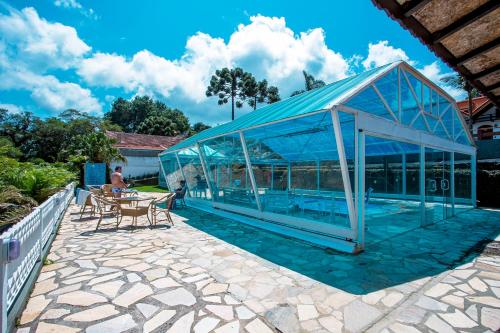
[170,180,187,209]
[111,166,129,197]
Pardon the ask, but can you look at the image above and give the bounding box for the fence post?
[0,239,8,333]
[38,206,44,261]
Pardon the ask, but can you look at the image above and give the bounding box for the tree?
[105,96,189,134]
[440,74,480,134]
[191,122,211,133]
[0,111,36,149]
[137,114,177,136]
[291,71,326,97]
[67,131,125,164]
[244,79,281,110]
[206,67,250,121]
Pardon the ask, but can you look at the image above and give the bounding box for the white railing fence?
[0,183,74,333]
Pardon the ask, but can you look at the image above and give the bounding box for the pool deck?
[15,196,500,333]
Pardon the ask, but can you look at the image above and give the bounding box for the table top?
[114,196,155,202]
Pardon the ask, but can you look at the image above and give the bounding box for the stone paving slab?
[14,196,500,333]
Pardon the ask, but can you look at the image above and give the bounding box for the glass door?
[425,148,452,224]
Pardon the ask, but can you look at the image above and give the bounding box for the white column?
[316,160,320,191]
[402,153,407,196]
[471,153,477,208]
[450,152,455,215]
[239,131,262,211]
[420,145,426,226]
[331,109,356,233]
[357,129,365,250]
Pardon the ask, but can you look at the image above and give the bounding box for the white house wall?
[110,154,160,179]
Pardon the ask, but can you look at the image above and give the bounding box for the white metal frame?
[331,109,357,233]
[157,61,478,253]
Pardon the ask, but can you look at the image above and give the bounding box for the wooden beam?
[402,0,432,17]
[469,64,500,80]
[485,81,500,91]
[372,0,500,107]
[456,37,500,66]
[431,1,500,44]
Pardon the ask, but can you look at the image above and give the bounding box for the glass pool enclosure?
[159,61,476,253]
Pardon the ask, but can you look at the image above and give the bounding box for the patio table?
[114,196,156,227]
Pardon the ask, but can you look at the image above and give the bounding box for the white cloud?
[0,103,24,114]
[53,0,97,20]
[362,41,465,100]
[78,15,351,123]
[0,69,101,114]
[0,7,101,115]
[362,40,412,69]
[0,7,91,70]
[54,0,81,9]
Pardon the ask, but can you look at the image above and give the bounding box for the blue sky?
[0,0,465,125]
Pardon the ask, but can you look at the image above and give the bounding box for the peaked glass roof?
[162,61,472,156]
[163,63,395,153]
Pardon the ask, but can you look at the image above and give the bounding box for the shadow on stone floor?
[175,207,500,295]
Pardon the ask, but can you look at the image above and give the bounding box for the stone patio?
[15,196,500,333]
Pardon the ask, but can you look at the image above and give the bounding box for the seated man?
[170,180,187,209]
[111,166,128,197]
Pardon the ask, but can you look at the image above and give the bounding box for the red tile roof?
[105,131,185,151]
[457,96,492,118]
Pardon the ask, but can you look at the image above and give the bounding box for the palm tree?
[440,74,480,135]
[206,68,248,121]
[291,71,326,97]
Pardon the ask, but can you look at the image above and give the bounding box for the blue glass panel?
[405,70,423,106]
[434,121,451,140]
[425,114,439,133]
[431,89,439,116]
[453,108,469,144]
[200,134,257,209]
[243,112,351,228]
[412,113,429,132]
[423,84,431,114]
[373,68,399,118]
[177,147,210,200]
[345,85,394,121]
[400,71,420,125]
[455,130,469,145]
[161,153,183,191]
[439,96,453,138]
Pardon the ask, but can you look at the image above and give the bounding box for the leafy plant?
[67,131,126,164]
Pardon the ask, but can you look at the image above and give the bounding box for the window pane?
[401,71,420,125]
[177,147,210,200]
[161,153,182,191]
[454,153,472,215]
[200,135,257,209]
[364,136,422,242]
[244,111,351,228]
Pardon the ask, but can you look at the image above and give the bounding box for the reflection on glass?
[454,153,473,214]
[200,135,257,209]
[243,111,352,228]
[177,147,210,200]
[364,136,422,242]
[425,148,452,224]
[161,154,183,191]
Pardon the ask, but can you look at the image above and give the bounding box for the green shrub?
[0,157,76,203]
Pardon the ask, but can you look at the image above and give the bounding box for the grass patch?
[131,185,169,193]
[43,258,55,265]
